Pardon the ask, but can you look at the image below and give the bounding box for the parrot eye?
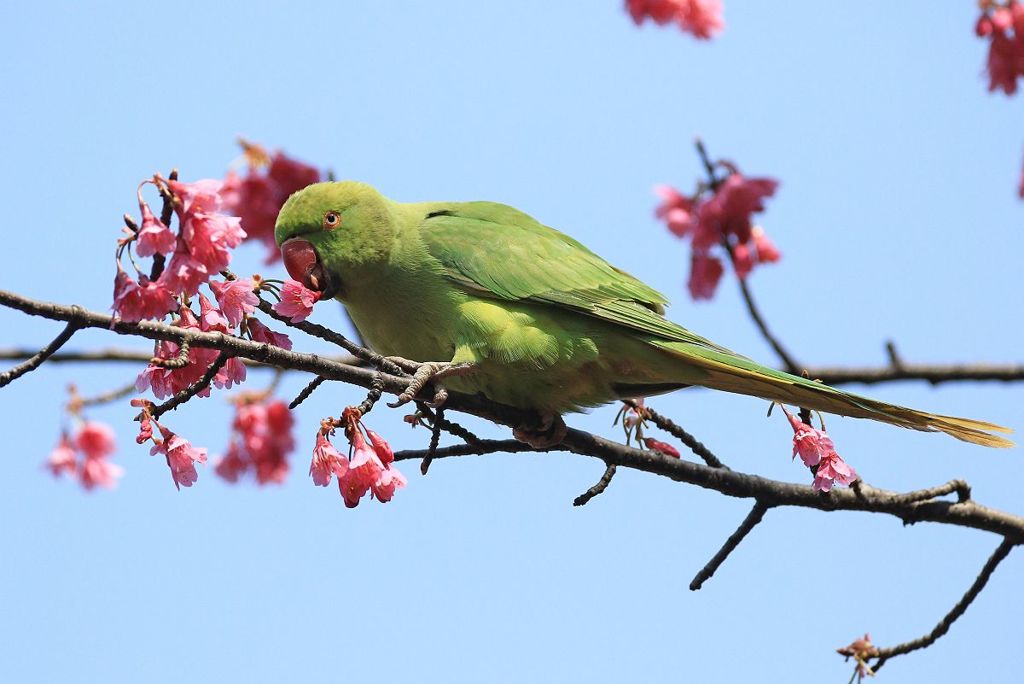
[323,211,341,230]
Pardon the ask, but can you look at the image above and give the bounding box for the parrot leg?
[512,412,568,448]
[386,360,476,408]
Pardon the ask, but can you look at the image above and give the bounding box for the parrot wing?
[418,201,735,354]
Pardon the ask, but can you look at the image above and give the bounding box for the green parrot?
[274,181,1012,448]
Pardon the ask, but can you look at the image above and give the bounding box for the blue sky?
[0,2,1021,682]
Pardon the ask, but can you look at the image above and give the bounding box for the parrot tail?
[661,344,1014,448]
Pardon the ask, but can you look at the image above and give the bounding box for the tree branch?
[0,320,81,388]
[3,289,1023,541]
[689,500,771,590]
[871,538,1018,672]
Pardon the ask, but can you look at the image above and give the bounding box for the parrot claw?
[386,361,474,409]
[513,413,567,448]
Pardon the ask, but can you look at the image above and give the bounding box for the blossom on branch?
[782,406,858,492]
[655,164,780,301]
[626,0,724,39]
[151,423,207,490]
[209,278,259,328]
[214,396,295,485]
[44,421,123,490]
[976,1,1024,95]
[271,279,319,322]
[222,140,321,262]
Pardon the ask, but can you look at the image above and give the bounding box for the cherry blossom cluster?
[214,395,295,485]
[781,406,858,492]
[46,419,123,490]
[222,140,321,263]
[654,167,780,300]
[103,172,322,489]
[310,407,407,507]
[976,1,1024,95]
[625,0,723,39]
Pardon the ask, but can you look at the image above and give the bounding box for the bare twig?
[871,538,1018,672]
[256,300,408,376]
[573,463,618,506]
[0,347,362,368]
[800,362,1024,387]
[689,501,771,590]
[421,405,445,475]
[0,320,81,388]
[290,376,327,409]
[79,381,137,407]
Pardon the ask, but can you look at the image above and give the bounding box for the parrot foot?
[513,413,567,449]
[386,361,475,409]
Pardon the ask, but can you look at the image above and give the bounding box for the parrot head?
[275,181,395,300]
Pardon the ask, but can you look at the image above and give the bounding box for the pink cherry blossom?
[370,464,407,503]
[782,407,859,492]
[45,435,77,477]
[698,173,778,244]
[74,421,116,460]
[337,431,385,507]
[687,251,724,300]
[310,432,349,486]
[214,441,248,483]
[814,451,858,493]
[167,178,246,276]
[837,633,876,681]
[134,201,176,257]
[654,185,696,237]
[78,456,124,490]
[214,357,247,390]
[198,293,229,331]
[157,251,209,297]
[221,148,321,261]
[152,425,207,490]
[247,317,293,350]
[626,0,724,39]
[643,437,681,458]
[209,278,258,328]
[214,398,294,486]
[272,279,319,322]
[112,267,176,322]
[751,225,780,263]
[731,241,753,279]
[366,429,394,466]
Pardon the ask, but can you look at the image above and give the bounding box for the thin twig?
[257,300,409,376]
[394,439,549,461]
[151,353,229,419]
[289,376,326,409]
[0,347,363,368]
[871,538,1018,672]
[689,501,771,590]
[626,399,726,468]
[0,320,81,388]
[356,372,386,416]
[417,405,485,447]
[79,381,137,407]
[573,463,618,506]
[421,405,445,475]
